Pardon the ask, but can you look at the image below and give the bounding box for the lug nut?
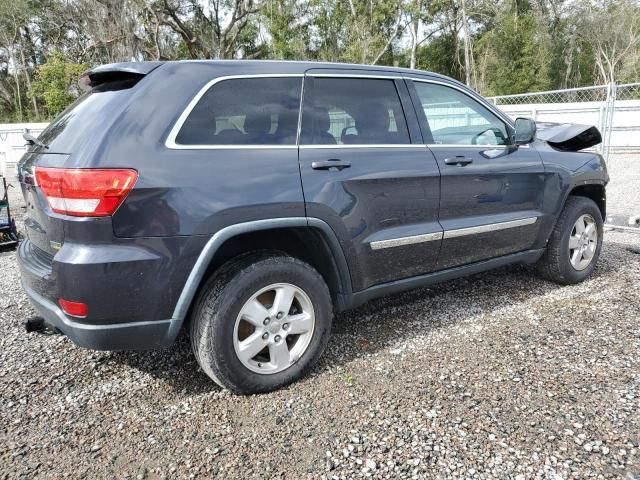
[274,335,281,343]
[263,318,270,325]
[276,312,284,319]
[283,323,289,330]
[262,332,269,340]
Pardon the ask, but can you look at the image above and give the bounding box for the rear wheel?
[537,196,603,284]
[190,253,332,394]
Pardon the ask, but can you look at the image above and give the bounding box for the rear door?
[406,78,545,269]
[298,71,442,291]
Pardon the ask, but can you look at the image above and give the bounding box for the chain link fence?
[487,82,640,159]
[489,85,609,104]
[489,83,640,226]
[615,82,640,101]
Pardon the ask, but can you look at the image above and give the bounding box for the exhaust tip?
[24,317,60,335]
[25,317,45,333]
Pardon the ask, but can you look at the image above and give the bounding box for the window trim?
[300,74,414,147]
[165,74,304,150]
[407,77,516,148]
[300,144,426,149]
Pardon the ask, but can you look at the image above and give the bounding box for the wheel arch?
[568,182,606,219]
[166,218,352,341]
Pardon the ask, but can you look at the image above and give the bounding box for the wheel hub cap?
[268,321,281,334]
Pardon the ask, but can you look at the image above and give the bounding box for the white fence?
[0,123,48,177]
[488,82,640,157]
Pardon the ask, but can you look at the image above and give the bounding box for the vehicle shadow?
[108,238,634,395]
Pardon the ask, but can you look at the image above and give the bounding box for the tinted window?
[37,79,139,152]
[301,78,410,145]
[413,82,509,145]
[176,77,302,145]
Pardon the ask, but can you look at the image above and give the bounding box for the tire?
[190,252,333,394]
[536,196,604,285]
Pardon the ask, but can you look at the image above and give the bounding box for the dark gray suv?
[17,61,608,393]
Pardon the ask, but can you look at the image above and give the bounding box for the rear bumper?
[16,238,191,350]
[22,280,173,350]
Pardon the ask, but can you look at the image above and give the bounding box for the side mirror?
[514,117,536,145]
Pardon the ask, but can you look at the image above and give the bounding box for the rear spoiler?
[79,62,164,91]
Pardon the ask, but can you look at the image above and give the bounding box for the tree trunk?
[9,48,23,121]
[410,13,419,69]
[18,37,39,119]
[460,0,473,88]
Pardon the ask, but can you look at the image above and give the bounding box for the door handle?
[311,159,351,171]
[444,156,473,166]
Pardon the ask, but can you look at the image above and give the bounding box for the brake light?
[34,167,138,217]
[59,299,88,318]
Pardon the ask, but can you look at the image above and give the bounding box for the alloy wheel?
[568,214,598,271]
[233,283,315,374]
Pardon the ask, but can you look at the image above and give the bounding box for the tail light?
[34,167,138,217]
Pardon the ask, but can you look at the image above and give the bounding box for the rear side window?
[301,78,410,145]
[175,77,302,146]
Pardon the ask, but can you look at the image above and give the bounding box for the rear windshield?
[37,79,138,153]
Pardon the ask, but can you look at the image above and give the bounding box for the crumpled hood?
[536,122,602,152]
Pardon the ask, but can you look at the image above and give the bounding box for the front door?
[298,72,442,291]
[407,78,545,270]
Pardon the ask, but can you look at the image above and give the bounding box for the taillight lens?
[34,167,138,217]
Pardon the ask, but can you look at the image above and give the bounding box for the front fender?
[537,142,608,245]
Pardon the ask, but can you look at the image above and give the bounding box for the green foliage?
[263,0,309,59]
[341,371,354,384]
[477,1,552,96]
[30,52,88,118]
[415,34,465,83]
[0,0,639,122]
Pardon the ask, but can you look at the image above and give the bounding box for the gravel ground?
[1,185,640,479]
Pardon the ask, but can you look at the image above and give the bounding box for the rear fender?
[165,217,352,343]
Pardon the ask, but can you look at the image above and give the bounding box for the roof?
[86,59,453,83]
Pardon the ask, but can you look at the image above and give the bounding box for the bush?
[30,52,88,119]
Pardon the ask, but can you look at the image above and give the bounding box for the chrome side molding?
[443,217,538,239]
[370,217,538,249]
[370,232,443,250]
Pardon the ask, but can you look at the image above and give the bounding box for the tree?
[1,0,640,122]
[579,0,640,84]
[30,52,88,118]
[263,0,310,59]
[475,0,552,95]
[150,0,263,59]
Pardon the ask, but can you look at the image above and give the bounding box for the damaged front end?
[535,122,602,152]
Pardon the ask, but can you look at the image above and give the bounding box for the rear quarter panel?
[76,62,308,237]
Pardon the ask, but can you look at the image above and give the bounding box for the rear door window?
[174,77,302,146]
[301,77,410,145]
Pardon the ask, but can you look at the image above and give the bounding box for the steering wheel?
[471,127,506,145]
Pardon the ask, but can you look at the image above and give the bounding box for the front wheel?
[537,196,604,285]
[190,253,333,394]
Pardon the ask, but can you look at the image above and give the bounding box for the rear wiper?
[23,131,48,149]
